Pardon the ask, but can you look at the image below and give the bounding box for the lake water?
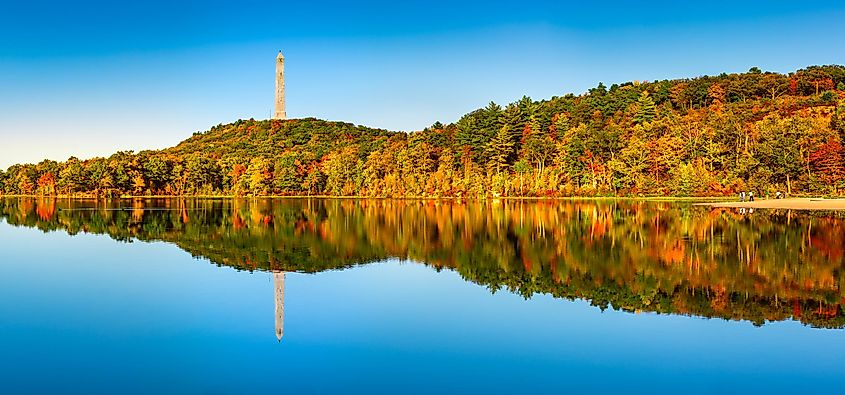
[1,198,843,394]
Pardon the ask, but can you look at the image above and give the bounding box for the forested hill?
[167,118,396,160]
[3,65,845,197]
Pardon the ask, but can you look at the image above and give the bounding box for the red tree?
[809,139,845,192]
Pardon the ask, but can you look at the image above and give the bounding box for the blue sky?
[1,1,844,168]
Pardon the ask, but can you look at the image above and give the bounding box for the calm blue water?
[1,200,844,394]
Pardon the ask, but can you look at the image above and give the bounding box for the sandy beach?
[695,198,845,210]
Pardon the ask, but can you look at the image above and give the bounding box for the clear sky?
[1,1,844,168]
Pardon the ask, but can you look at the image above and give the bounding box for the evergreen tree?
[273,154,301,193]
[499,104,525,142]
[486,126,515,174]
[831,99,845,139]
[553,114,570,138]
[635,91,657,124]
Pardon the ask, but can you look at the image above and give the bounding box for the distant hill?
[166,118,397,160]
[2,65,845,197]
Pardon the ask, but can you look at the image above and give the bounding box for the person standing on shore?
[740,191,745,202]
[749,191,755,202]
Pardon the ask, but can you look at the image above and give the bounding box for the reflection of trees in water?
[2,197,844,328]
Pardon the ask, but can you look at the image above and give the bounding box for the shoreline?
[695,198,845,210]
[5,195,845,209]
[0,194,734,202]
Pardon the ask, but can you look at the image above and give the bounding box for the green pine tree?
[635,91,657,124]
[832,99,845,139]
[554,114,571,136]
[486,126,515,174]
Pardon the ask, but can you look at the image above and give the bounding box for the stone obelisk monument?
[273,51,286,120]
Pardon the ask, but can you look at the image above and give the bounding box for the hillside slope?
[166,117,397,160]
[2,65,845,197]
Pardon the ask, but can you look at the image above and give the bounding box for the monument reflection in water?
[2,197,844,332]
[273,271,284,341]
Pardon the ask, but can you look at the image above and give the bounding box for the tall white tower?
[273,51,286,120]
[273,271,285,341]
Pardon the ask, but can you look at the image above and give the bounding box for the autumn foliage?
[2,65,845,197]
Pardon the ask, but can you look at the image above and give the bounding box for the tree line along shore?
[2,65,845,199]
